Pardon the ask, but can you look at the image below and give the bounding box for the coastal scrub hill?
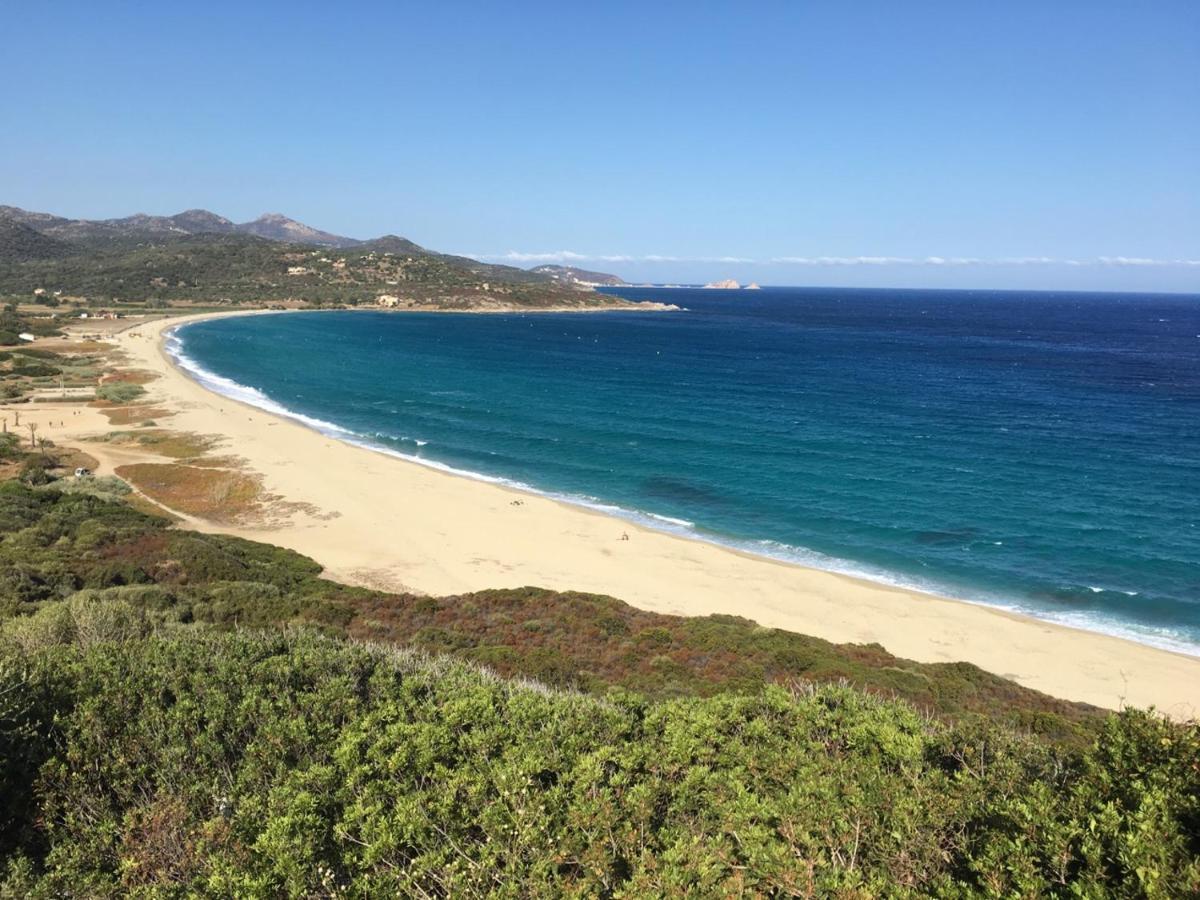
[0,427,1197,893]
[0,206,640,310]
[0,220,71,264]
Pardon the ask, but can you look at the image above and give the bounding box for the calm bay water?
[170,287,1200,652]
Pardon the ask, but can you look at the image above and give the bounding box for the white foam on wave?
[646,512,696,528]
[165,327,356,440]
[166,322,1200,660]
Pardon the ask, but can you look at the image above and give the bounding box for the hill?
[0,206,649,309]
[235,212,356,247]
[0,218,71,263]
[531,263,627,286]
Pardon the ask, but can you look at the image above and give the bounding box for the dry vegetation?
[114,463,263,522]
[100,404,173,426]
[98,368,158,385]
[100,429,216,459]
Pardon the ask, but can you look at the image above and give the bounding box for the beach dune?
[53,312,1200,717]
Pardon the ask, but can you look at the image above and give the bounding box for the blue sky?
[3,1,1197,291]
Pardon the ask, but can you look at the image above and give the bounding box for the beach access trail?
[23,310,1200,717]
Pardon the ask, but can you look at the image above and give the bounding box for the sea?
[167,287,1200,654]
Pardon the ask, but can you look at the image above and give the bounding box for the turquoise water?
[169,288,1200,652]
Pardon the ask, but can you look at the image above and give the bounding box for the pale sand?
[25,311,1200,716]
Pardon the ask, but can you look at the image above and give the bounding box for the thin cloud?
[1098,256,1200,267]
[478,250,636,263]
[467,251,753,264]
[468,251,1200,268]
[769,256,911,266]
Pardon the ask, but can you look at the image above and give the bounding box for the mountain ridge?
[0,205,359,248]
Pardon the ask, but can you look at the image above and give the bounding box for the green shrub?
[0,631,1194,895]
[17,459,53,487]
[0,434,21,462]
[0,595,149,652]
[8,364,60,378]
[47,475,132,503]
[11,349,61,361]
[95,383,146,403]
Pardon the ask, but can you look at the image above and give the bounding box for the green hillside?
[0,219,71,263]
[0,233,621,308]
[2,630,1196,896]
[0,208,631,309]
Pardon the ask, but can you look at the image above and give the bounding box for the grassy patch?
[100,429,215,459]
[100,405,173,426]
[100,368,158,385]
[94,382,146,404]
[114,463,262,521]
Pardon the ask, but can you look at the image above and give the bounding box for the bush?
[0,434,21,462]
[95,383,146,403]
[48,475,132,503]
[8,364,60,378]
[1,595,149,653]
[12,349,63,360]
[0,631,1195,895]
[17,459,53,487]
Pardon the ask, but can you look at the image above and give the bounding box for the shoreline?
[164,313,1200,661]
[53,310,1200,715]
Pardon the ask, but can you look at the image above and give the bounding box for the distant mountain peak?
[171,209,235,230]
[236,213,357,248]
[356,234,426,255]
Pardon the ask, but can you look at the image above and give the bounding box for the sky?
[3,1,1197,291]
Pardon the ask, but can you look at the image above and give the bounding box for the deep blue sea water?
[170,287,1200,652]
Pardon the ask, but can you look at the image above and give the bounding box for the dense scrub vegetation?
[1,481,1196,893]
[1,628,1197,896]
[0,304,61,346]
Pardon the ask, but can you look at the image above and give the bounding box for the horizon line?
[468,251,1200,268]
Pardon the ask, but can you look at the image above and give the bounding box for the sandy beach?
[19,310,1200,717]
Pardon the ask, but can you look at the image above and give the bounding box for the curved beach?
[81,312,1200,715]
